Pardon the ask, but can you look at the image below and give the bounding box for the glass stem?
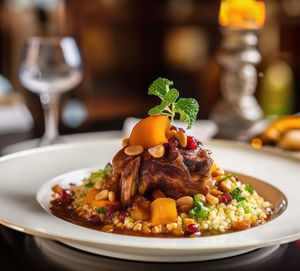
[39,92,61,146]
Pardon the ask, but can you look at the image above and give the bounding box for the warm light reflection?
[219,0,266,29]
[251,137,263,149]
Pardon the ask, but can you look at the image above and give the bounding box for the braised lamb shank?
[112,139,213,207]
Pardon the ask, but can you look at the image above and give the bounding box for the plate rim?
[0,139,300,251]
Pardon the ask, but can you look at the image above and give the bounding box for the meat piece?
[112,136,214,207]
[139,150,213,199]
[120,156,141,206]
[132,195,151,221]
[180,149,213,175]
[112,149,135,179]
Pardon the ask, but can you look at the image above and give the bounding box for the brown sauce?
[50,199,234,238]
[50,172,278,238]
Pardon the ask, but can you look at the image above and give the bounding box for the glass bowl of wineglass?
[19,36,83,146]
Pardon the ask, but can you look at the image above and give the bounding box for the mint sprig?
[148,77,199,129]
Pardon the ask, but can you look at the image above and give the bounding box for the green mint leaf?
[148,88,179,116]
[189,194,209,218]
[148,105,164,115]
[148,77,173,99]
[174,98,199,129]
[85,181,94,188]
[165,88,179,104]
[189,208,196,217]
[95,207,107,214]
[147,78,199,129]
[229,187,246,202]
[245,184,254,194]
[198,208,209,218]
[219,173,234,182]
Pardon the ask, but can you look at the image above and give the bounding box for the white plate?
[0,139,300,262]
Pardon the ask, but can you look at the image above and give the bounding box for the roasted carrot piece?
[83,188,98,204]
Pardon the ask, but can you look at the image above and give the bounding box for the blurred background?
[0,0,299,149]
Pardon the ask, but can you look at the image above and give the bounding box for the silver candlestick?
[210,28,263,140]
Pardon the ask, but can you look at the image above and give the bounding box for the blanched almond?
[108,191,116,202]
[220,179,234,192]
[175,131,187,148]
[166,130,177,139]
[206,194,219,205]
[124,145,144,156]
[148,144,165,158]
[212,168,225,177]
[176,196,194,208]
[95,189,109,200]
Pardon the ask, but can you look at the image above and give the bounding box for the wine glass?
[19,36,83,146]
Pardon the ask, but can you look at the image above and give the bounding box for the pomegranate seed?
[167,137,179,149]
[186,136,198,150]
[178,127,185,133]
[170,125,177,131]
[220,194,232,205]
[61,189,73,203]
[88,215,100,224]
[185,223,199,234]
[234,175,239,182]
[119,211,130,222]
[106,207,119,218]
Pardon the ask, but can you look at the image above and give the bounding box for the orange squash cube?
[150,198,178,226]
